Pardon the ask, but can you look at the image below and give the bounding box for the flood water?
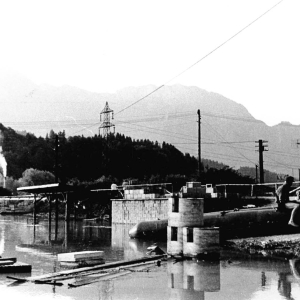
[1,215,300,300]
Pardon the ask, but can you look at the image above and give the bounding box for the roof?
[0,195,36,201]
[17,183,77,195]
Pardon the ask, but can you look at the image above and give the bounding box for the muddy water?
[0,215,300,299]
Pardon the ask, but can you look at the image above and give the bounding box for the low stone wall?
[111,198,169,224]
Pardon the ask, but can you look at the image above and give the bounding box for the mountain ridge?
[0,72,299,177]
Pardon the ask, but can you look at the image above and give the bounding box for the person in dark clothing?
[276,176,300,227]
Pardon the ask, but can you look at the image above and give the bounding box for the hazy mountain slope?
[0,71,299,176]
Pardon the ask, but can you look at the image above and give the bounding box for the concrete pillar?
[167,196,204,256]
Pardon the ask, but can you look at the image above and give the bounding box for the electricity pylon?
[99,102,115,137]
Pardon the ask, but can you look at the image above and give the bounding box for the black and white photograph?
[0,0,300,299]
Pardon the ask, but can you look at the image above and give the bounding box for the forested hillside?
[0,123,261,194]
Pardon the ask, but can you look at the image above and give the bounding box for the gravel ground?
[225,233,300,258]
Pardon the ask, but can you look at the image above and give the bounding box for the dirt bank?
[225,233,300,259]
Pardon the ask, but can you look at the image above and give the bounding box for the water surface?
[0,215,300,299]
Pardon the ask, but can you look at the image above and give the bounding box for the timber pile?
[7,254,166,287]
[0,257,31,273]
[58,251,105,268]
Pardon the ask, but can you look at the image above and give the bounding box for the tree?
[19,168,55,186]
[4,176,22,195]
[0,123,276,186]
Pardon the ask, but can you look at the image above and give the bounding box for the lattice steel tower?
[99,102,115,137]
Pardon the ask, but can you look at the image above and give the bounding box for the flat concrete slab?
[57,251,104,262]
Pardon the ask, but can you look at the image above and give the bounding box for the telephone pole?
[55,134,59,183]
[197,109,201,180]
[255,164,258,183]
[99,102,115,137]
[255,140,268,183]
[295,139,300,181]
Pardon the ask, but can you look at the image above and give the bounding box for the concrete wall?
[111,198,169,224]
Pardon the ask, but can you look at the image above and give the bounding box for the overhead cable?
[115,0,284,116]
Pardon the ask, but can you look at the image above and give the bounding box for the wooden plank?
[44,259,163,283]
[68,270,131,288]
[34,280,63,286]
[0,260,15,266]
[59,259,105,268]
[42,254,167,280]
[7,276,27,282]
[69,258,165,288]
[32,270,109,283]
[7,276,63,286]
[0,257,17,263]
[118,260,162,271]
[7,255,166,283]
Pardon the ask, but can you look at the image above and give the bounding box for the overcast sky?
[0,0,299,126]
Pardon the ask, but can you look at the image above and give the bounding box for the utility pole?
[295,140,300,181]
[255,164,258,183]
[99,102,115,138]
[54,134,59,240]
[55,134,59,183]
[255,140,268,183]
[197,109,201,181]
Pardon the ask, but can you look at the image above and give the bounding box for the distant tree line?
[0,123,270,194]
[239,166,286,183]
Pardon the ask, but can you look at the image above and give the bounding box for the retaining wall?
[111,198,169,224]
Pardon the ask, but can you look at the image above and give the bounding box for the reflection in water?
[278,272,292,299]
[290,259,300,280]
[111,224,167,260]
[288,258,300,300]
[14,218,113,267]
[167,259,220,300]
[261,271,266,287]
[0,227,5,256]
[14,219,157,266]
[3,215,300,300]
[96,280,114,300]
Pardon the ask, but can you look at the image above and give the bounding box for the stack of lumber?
[0,257,31,273]
[57,251,105,268]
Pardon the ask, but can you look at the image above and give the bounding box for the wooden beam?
[7,255,166,284]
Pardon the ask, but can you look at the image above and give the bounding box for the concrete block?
[186,182,201,188]
[58,251,104,262]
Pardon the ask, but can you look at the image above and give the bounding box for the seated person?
[276,176,300,227]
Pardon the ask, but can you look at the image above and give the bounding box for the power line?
[117,123,197,142]
[2,107,272,130]
[202,119,257,165]
[202,112,263,123]
[265,155,300,169]
[266,151,300,160]
[202,151,258,165]
[202,140,255,145]
[12,113,299,167]
[115,0,284,116]
[66,116,300,168]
